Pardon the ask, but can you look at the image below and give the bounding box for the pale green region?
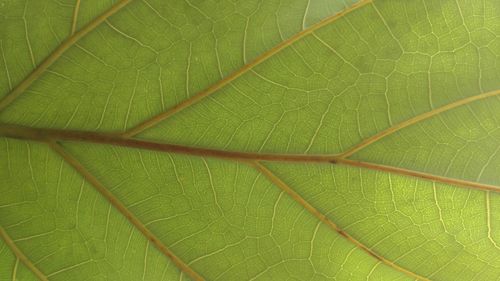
[304,0,359,29]
[74,0,117,32]
[0,139,183,281]
[354,96,500,186]
[65,142,410,281]
[140,0,500,155]
[0,238,39,281]
[0,0,74,99]
[266,162,500,280]
[0,0,352,132]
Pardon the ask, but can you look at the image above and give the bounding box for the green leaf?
[1,0,499,280]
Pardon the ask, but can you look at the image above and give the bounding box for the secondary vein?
[0,227,48,281]
[122,0,373,137]
[48,141,206,281]
[251,161,430,281]
[0,0,133,112]
[339,89,500,158]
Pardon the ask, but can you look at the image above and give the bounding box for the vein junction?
[1,0,499,279]
[0,123,498,193]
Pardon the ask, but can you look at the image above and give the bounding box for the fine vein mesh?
[138,0,500,158]
[0,0,358,131]
[63,141,411,281]
[0,139,184,281]
[0,0,499,280]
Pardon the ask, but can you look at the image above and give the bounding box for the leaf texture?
[0,0,499,280]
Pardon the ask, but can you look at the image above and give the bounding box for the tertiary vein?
[70,0,82,35]
[1,0,499,279]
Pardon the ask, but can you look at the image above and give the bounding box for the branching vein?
[250,161,430,281]
[122,0,373,137]
[1,123,499,193]
[48,141,206,281]
[0,227,48,281]
[0,0,134,112]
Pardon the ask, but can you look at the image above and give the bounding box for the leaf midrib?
[50,140,428,280]
[1,0,498,280]
[1,123,499,193]
[3,135,426,280]
[51,139,429,281]
[1,1,380,279]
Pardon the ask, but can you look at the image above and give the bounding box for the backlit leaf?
[1,0,499,280]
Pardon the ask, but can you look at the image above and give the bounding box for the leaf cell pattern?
[0,0,499,280]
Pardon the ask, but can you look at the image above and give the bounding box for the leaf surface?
[0,0,499,280]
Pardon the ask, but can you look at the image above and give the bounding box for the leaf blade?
[1,0,499,280]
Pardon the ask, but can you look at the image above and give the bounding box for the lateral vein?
[48,142,205,281]
[339,89,500,158]
[122,0,373,137]
[250,161,430,281]
[0,0,133,112]
[0,227,48,281]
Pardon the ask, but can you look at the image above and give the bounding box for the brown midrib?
[0,1,378,279]
[0,125,435,281]
[1,123,498,194]
[0,1,137,278]
[1,0,498,279]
